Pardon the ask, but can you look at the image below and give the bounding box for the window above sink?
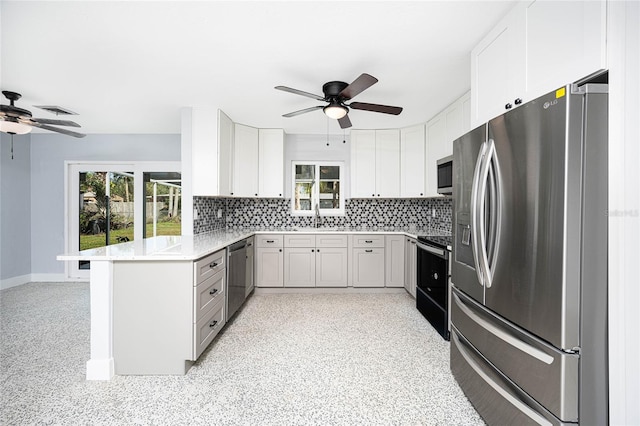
[291,161,345,216]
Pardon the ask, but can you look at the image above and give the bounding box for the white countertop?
[57,228,448,261]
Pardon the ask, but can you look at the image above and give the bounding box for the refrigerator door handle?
[477,139,496,288]
[470,141,487,287]
[451,331,554,426]
[452,292,554,364]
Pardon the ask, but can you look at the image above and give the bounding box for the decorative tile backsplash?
[194,196,452,235]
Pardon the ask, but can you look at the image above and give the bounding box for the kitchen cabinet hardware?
[209,262,218,268]
[365,249,373,253]
[279,249,282,252]
[255,193,258,196]
[514,98,522,105]
[505,103,513,110]
[209,288,218,295]
[311,249,315,252]
[365,240,373,243]
[208,320,218,328]
[266,240,274,243]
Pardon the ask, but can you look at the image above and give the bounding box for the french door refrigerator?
[451,82,608,425]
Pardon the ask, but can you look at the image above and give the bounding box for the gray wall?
[28,133,180,276]
[1,133,32,281]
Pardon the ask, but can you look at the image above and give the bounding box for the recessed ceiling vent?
[34,105,78,116]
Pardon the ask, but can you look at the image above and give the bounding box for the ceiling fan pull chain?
[11,134,14,160]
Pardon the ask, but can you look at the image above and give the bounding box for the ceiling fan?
[0,90,86,138]
[275,73,403,129]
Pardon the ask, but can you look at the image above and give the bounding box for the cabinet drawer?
[284,234,316,247]
[193,269,225,322]
[315,234,348,248]
[255,234,284,248]
[194,249,225,285]
[352,234,385,248]
[193,298,224,360]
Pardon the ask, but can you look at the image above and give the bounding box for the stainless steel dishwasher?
[226,239,247,321]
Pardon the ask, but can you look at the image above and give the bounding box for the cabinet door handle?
[365,249,373,253]
[209,288,218,295]
[279,249,282,252]
[316,249,320,252]
[505,103,512,110]
[514,98,523,105]
[209,320,218,328]
[209,262,218,268]
[266,240,274,243]
[372,193,375,196]
[311,249,315,252]
[255,193,258,196]
[365,240,373,243]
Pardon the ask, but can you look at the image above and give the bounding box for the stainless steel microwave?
[437,156,453,195]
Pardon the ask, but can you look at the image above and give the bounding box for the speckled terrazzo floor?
[1,282,484,425]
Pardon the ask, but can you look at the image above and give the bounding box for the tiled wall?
[194,196,452,235]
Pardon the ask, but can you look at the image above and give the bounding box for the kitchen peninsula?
[58,227,447,380]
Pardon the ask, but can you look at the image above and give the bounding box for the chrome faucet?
[314,203,321,228]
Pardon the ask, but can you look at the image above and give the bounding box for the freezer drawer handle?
[452,331,552,426]
[209,288,218,296]
[453,293,554,365]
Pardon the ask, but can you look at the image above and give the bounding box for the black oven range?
[416,235,452,340]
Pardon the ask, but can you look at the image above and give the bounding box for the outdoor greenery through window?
[78,171,181,255]
[292,162,344,215]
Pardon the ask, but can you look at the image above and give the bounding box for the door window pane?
[143,172,182,238]
[79,171,134,268]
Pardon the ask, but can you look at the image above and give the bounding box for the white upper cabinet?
[232,123,259,197]
[374,129,401,198]
[425,92,470,197]
[400,124,426,197]
[182,108,233,197]
[350,130,376,198]
[351,129,400,198]
[258,129,284,198]
[471,0,607,126]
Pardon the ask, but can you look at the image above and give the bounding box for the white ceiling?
[0,1,516,136]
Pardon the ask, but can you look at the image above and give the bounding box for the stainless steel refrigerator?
[451,82,608,425]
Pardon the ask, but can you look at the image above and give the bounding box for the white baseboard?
[0,274,31,290]
[1,273,87,290]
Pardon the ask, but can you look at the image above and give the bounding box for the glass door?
[78,170,134,270]
[143,172,182,238]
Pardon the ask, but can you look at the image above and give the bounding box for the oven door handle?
[416,241,446,258]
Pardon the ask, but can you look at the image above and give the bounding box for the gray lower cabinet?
[352,234,385,287]
[385,235,405,288]
[112,249,226,375]
[255,235,284,287]
[404,237,417,297]
[283,234,348,288]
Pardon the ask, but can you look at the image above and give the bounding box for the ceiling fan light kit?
[0,118,32,135]
[276,73,403,129]
[323,103,348,119]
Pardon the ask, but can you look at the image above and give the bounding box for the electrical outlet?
[217,209,222,219]
[194,208,198,220]
[432,208,436,218]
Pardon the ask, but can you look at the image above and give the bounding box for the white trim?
[87,260,115,380]
[0,274,31,290]
[290,161,345,216]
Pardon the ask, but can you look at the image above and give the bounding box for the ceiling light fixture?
[0,118,32,135]
[323,102,348,119]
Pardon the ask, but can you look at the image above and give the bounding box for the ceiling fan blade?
[338,114,352,129]
[275,86,325,101]
[339,73,378,100]
[349,102,403,115]
[282,106,324,118]
[30,117,81,127]
[28,121,86,138]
